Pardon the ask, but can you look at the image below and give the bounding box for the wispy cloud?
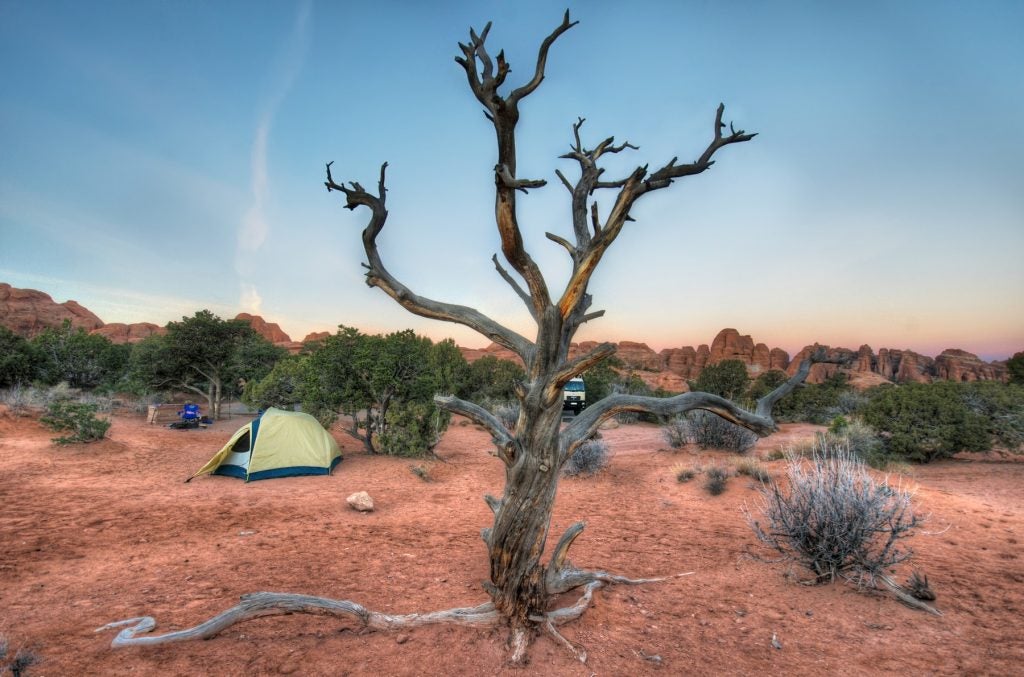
[235,0,311,306]
[239,283,263,314]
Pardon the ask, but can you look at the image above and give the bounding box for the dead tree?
[99,11,828,665]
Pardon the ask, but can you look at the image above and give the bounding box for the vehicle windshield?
[564,381,585,392]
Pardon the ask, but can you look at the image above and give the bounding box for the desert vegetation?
[0,10,1020,669]
[745,442,938,614]
[39,399,110,445]
[87,10,845,664]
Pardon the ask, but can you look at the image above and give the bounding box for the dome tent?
[189,408,342,482]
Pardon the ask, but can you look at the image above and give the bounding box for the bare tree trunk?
[486,401,562,642]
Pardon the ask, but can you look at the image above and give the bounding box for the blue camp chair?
[168,403,203,429]
[179,403,201,421]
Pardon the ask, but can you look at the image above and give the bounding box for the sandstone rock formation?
[706,328,788,376]
[91,322,166,343]
[0,283,103,336]
[302,331,331,344]
[934,349,1008,382]
[783,343,1009,386]
[3,283,1012,388]
[234,313,292,344]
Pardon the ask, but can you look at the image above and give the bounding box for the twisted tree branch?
[97,593,499,648]
[435,394,517,464]
[491,254,535,318]
[325,162,532,360]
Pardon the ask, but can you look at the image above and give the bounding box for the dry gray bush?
[671,410,758,453]
[563,439,611,477]
[746,441,922,587]
[703,465,731,495]
[661,416,689,448]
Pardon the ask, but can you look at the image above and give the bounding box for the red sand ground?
[1,407,1022,675]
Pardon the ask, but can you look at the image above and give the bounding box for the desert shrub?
[703,466,731,495]
[862,382,990,462]
[0,326,39,388]
[1008,352,1024,385]
[1,635,41,677]
[661,415,689,449]
[765,447,787,461]
[690,360,749,400]
[39,400,111,445]
[836,388,869,415]
[828,415,849,434]
[841,418,887,465]
[746,442,921,587]
[673,464,696,482]
[959,382,1024,451]
[684,410,757,453]
[735,458,770,483]
[580,356,624,405]
[243,355,307,411]
[0,385,34,414]
[31,320,129,389]
[773,373,852,424]
[409,464,432,482]
[788,419,889,468]
[377,400,449,457]
[460,355,524,402]
[745,369,789,402]
[564,439,610,477]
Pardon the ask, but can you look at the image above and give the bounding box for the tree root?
[96,592,498,648]
[97,522,693,664]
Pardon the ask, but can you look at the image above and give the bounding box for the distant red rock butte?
[0,284,1012,387]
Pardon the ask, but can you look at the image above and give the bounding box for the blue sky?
[1,0,1022,360]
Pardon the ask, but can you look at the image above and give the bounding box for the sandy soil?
[1,407,1022,676]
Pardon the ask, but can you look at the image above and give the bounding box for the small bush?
[841,419,887,466]
[684,410,758,453]
[661,416,689,449]
[746,441,922,587]
[564,439,611,477]
[774,373,852,424]
[690,360,749,400]
[1,634,41,677]
[959,382,1024,451]
[828,415,849,434]
[672,464,696,482]
[409,464,432,482]
[789,420,889,469]
[377,401,449,457]
[735,458,770,483]
[704,466,731,495]
[863,383,990,461]
[39,400,110,445]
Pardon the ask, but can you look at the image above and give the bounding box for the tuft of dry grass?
[704,466,731,495]
[409,464,432,482]
[672,463,697,483]
[735,458,770,483]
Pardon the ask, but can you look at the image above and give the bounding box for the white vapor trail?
[236,0,311,313]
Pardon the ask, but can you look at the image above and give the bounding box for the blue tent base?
[212,455,342,482]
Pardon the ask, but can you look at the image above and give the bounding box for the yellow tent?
[189,408,342,482]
